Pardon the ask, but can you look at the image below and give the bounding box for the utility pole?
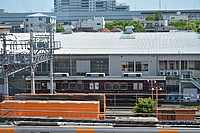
[49,24,54,94]
[159,0,161,10]
[2,33,8,98]
[0,27,61,98]
[30,32,35,94]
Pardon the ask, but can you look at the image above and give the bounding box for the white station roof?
[2,32,200,55]
[54,32,200,55]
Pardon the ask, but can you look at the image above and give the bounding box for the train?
[25,72,166,106]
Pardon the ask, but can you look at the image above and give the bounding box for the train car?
[25,73,166,106]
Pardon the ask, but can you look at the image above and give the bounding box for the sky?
[0,0,199,13]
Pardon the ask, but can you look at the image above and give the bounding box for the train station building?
[2,30,199,102]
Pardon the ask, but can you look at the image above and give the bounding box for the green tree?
[134,97,155,117]
[185,22,197,31]
[105,20,145,32]
[155,11,163,21]
[146,11,163,21]
[146,14,155,21]
[56,24,65,32]
[169,20,200,31]
[105,21,114,30]
[169,20,186,30]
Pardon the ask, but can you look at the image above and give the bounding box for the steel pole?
[49,25,54,94]
[156,87,158,119]
[30,32,35,94]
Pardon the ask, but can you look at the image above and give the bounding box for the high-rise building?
[54,0,130,12]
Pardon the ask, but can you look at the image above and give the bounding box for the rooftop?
[1,32,200,55]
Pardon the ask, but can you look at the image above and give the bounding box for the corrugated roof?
[2,32,200,55]
[54,32,200,55]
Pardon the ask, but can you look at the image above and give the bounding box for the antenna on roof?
[159,0,161,10]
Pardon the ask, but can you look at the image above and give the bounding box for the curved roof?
[54,32,200,55]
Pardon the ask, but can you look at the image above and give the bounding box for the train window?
[113,82,120,90]
[95,83,99,90]
[120,82,128,90]
[62,82,69,90]
[27,82,41,90]
[77,81,84,90]
[90,83,94,90]
[69,82,76,90]
[139,83,143,90]
[27,82,31,90]
[133,83,138,90]
[104,82,112,90]
[35,82,41,90]
[47,82,56,90]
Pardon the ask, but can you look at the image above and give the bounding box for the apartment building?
[54,0,130,12]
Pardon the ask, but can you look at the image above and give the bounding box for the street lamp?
[147,80,156,111]
[153,86,163,119]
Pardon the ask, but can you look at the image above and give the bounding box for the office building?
[54,0,130,12]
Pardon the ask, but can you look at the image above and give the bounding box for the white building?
[71,16,105,31]
[54,0,130,12]
[24,13,56,33]
[169,15,188,21]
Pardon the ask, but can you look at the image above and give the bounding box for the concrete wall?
[109,54,158,76]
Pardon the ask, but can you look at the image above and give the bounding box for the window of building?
[39,18,42,21]
[104,82,112,90]
[171,17,175,19]
[188,61,195,70]
[195,61,200,70]
[128,62,134,71]
[121,62,128,72]
[62,82,68,90]
[121,61,134,72]
[159,61,167,70]
[169,61,175,69]
[122,61,148,72]
[97,23,101,25]
[25,19,29,21]
[136,62,142,71]
[120,82,128,90]
[142,61,148,71]
[69,82,76,90]
[181,60,187,70]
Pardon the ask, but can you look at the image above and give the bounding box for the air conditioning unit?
[173,71,179,76]
[166,71,173,76]
[159,70,165,76]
